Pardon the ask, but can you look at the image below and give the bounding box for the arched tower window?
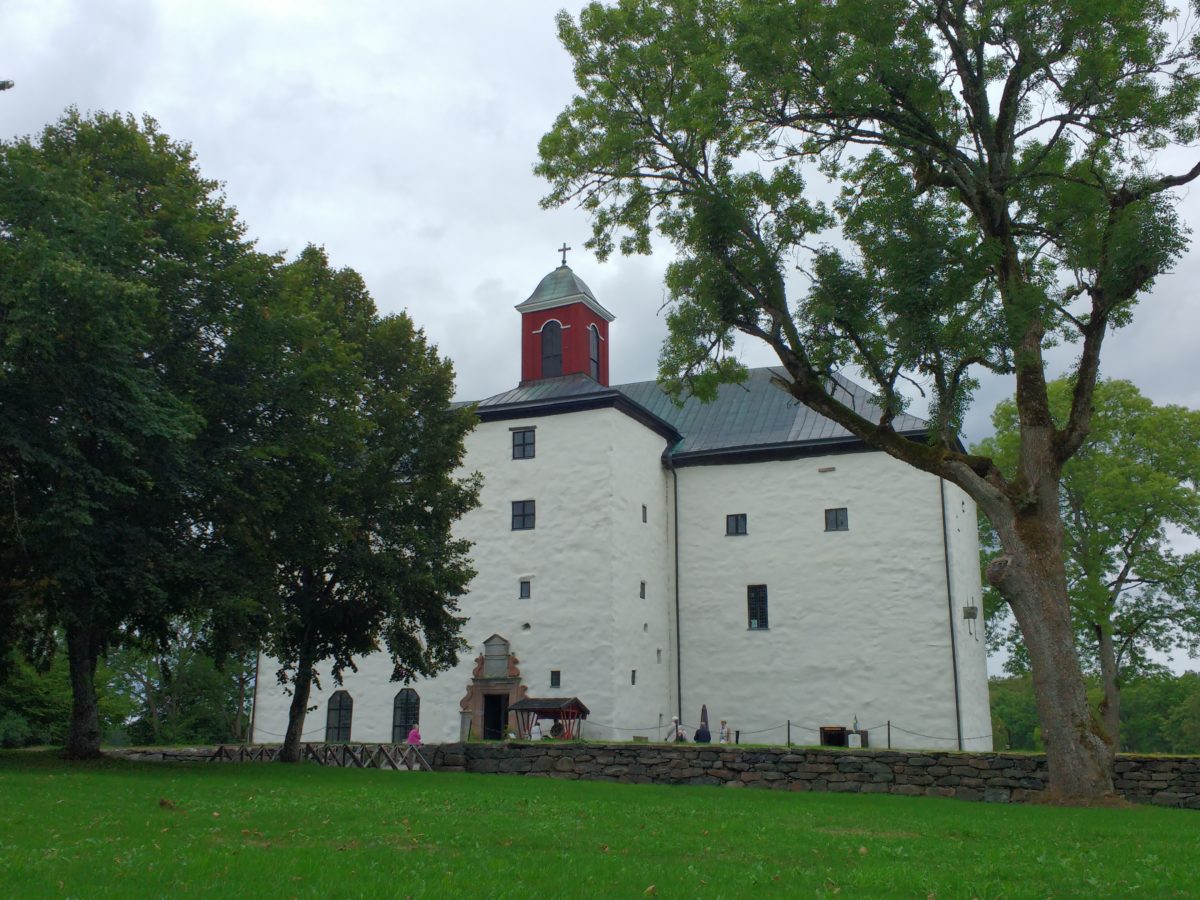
[392,689,420,743]
[325,690,353,742]
[588,324,600,381]
[541,320,563,377]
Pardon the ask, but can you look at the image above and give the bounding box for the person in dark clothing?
[693,724,712,743]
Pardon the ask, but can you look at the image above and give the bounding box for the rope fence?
[577,717,992,748]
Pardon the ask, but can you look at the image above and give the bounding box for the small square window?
[550,670,561,688]
[512,428,535,460]
[519,579,531,599]
[639,581,646,599]
[747,584,769,630]
[642,505,648,523]
[512,500,535,530]
[631,669,637,686]
[825,507,849,532]
[726,513,748,536]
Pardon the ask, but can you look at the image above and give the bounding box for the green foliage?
[0,109,272,753]
[243,247,480,732]
[106,630,256,746]
[989,675,1044,752]
[991,672,1200,754]
[2,757,1200,895]
[977,380,1200,679]
[0,647,131,748]
[539,0,1200,795]
[539,0,1199,438]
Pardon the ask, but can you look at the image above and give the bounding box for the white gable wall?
[251,408,990,751]
[673,451,990,750]
[251,404,676,745]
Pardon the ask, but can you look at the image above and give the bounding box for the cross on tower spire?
[558,243,571,266]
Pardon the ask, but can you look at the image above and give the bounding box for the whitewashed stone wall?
[252,410,989,752]
[673,452,990,751]
[251,406,675,745]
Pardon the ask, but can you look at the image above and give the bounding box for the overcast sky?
[3,1,1198,666]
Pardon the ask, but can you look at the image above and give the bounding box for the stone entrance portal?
[459,634,527,740]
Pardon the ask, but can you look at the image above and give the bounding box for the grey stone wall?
[425,742,1200,808]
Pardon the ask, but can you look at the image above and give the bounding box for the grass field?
[1,752,1197,898]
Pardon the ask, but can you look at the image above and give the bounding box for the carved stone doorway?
[459,634,527,740]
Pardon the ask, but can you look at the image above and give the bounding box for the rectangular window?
[519,579,531,599]
[639,581,646,599]
[642,504,647,523]
[726,513,748,536]
[747,584,769,630]
[825,507,849,532]
[631,669,637,686]
[550,670,561,688]
[512,428,535,460]
[512,500,535,530]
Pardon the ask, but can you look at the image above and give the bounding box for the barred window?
[726,513,748,536]
[747,585,769,630]
[512,500,535,530]
[825,507,849,531]
[325,690,353,742]
[392,689,420,742]
[512,429,535,459]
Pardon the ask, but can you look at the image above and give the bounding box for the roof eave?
[514,293,616,322]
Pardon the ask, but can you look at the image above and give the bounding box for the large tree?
[0,110,268,757]
[246,247,479,763]
[537,0,1200,798]
[979,379,1200,750]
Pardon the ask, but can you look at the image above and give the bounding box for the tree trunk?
[278,643,316,764]
[986,503,1114,801]
[1095,624,1121,757]
[65,620,103,759]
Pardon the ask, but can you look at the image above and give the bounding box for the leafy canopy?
[538,0,1199,480]
[978,379,1200,677]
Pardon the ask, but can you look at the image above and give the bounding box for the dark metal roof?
[618,368,929,459]
[508,697,591,716]
[516,265,598,310]
[464,367,929,461]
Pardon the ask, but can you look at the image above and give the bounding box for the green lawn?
[1,752,1196,898]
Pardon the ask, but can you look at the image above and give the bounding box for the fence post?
[735,730,740,744]
[887,720,891,749]
[787,720,791,746]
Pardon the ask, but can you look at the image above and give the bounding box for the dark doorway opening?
[483,694,508,740]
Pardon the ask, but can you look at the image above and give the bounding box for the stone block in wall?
[1152,792,1185,807]
[907,756,936,766]
[955,787,983,802]
[891,785,924,796]
[984,788,1011,803]
[828,782,861,793]
[859,783,890,794]
[925,787,956,799]
[950,766,977,777]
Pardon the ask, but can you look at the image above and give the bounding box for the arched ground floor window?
[393,689,420,742]
[325,690,353,742]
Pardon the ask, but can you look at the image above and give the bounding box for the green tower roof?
[515,264,615,322]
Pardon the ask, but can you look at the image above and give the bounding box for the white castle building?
[250,262,991,751]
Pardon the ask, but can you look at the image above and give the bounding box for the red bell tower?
[515,258,615,386]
